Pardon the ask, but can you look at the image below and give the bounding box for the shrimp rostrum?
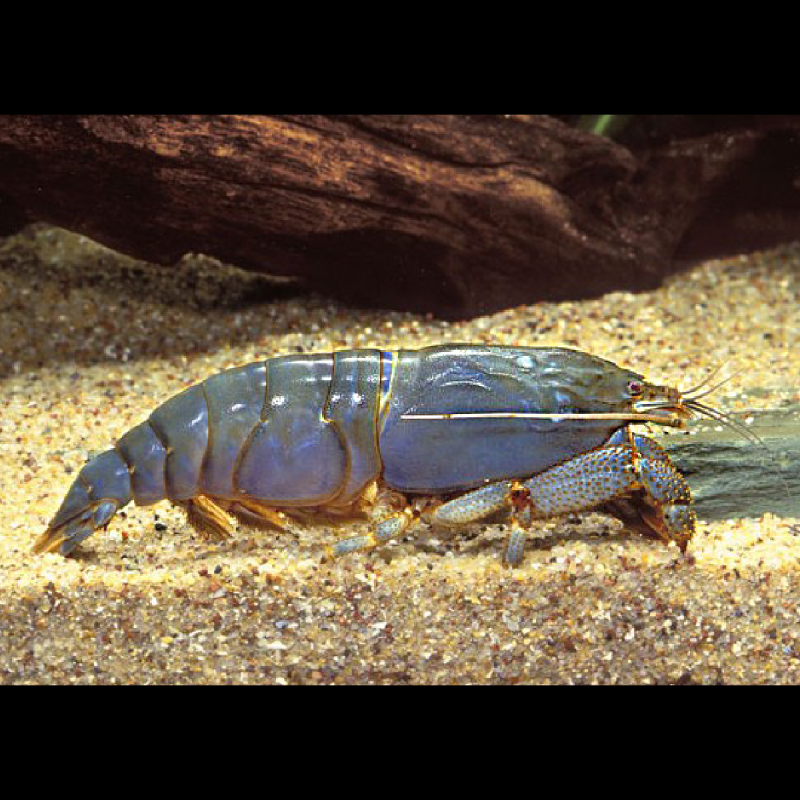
[36,345,708,566]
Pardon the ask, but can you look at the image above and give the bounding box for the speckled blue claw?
[423,431,696,565]
[522,432,696,553]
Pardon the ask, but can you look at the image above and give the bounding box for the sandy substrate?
[1,224,799,684]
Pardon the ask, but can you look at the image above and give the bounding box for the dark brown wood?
[1,115,799,317]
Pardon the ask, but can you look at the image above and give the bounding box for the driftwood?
[1,114,800,317]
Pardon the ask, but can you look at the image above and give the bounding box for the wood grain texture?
[1,115,799,317]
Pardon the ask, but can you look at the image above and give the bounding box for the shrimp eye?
[627,380,644,396]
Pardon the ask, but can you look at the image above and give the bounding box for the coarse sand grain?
[1,224,799,684]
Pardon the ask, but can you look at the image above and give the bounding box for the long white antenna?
[400,411,684,426]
